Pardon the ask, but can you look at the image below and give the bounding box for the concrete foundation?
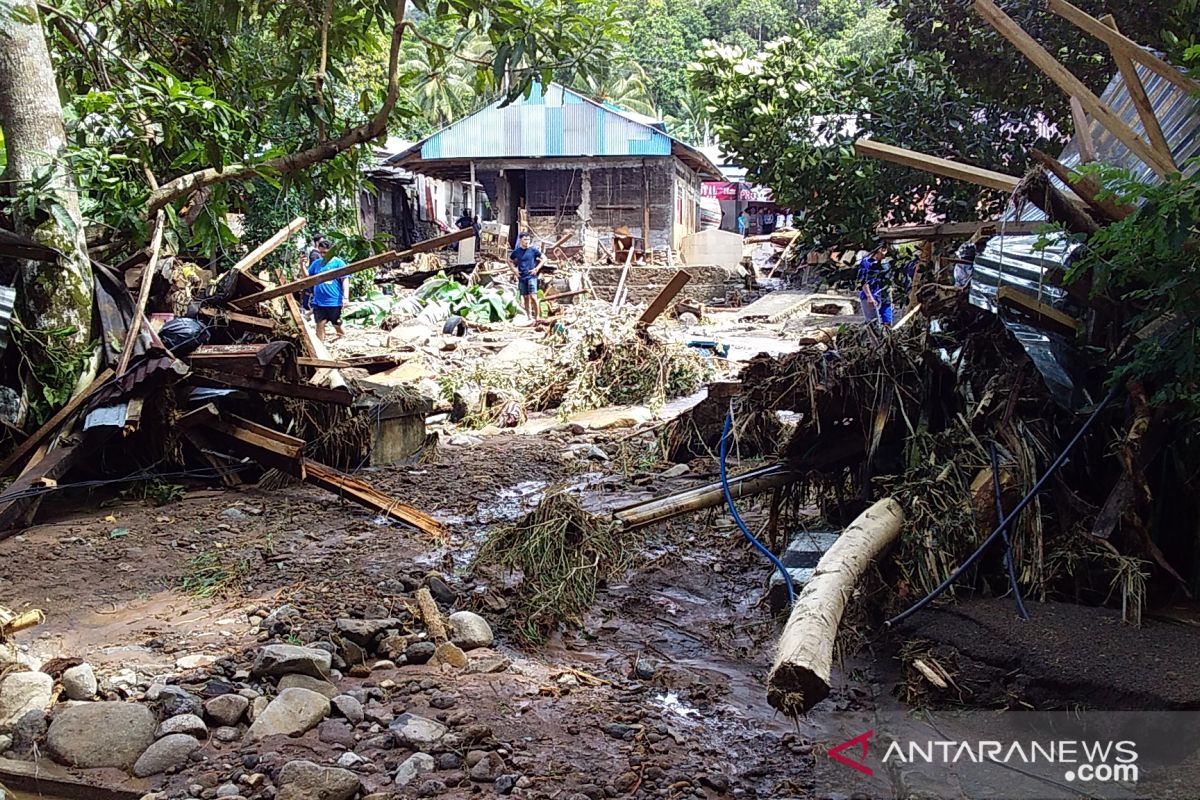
[355,383,432,466]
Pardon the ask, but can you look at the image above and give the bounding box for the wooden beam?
[116,211,165,376]
[233,216,306,275]
[1069,97,1097,163]
[226,415,306,449]
[297,357,353,369]
[0,368,115,477]
[232,228,473,309]
[876,219,1046,240]
[273,268,319,359]
[196,370,354,406]
[0,430,116,535]
[198,306,276,333]
[996,286,1082,337]
[199,418,306,478]
[1098,14,1177,170]
[1029,148,1137,222]
[853,139,1022,193]
[1046,0,1200,96]
[637,270,692,327]
[303,459,447,537]
[973,0,1175,177]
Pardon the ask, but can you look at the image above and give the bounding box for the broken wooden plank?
[611,246,635,311]
[1069,97,1098,163]
[199,418,306,479]
[116,210,165,377]
[854,139,1022,192]
[1099,14,1176,170]
[767,498,905,715]
[1046,0,1200,96]
[637,270,692,327]
[274,268,319,359]
[297,357,353,369]
[0,430,116,535]
[177,403,221,429]
[233,216,306,275]
[0,368,115,477]
[198,306,277,333]
[303,459,447,538]
[1029,148,1137,222]
[233,228,473,310]
[973,0,1175,177]
[196,370,354,406]
[182,428,244,487]
[997,286,1083,337]
[226,415,306,449]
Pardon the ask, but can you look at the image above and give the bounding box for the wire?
[991,441,1030,620]
[720,406,796,607]
[885,382,1120,628]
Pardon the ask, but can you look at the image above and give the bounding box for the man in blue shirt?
[308,237,348,341]
[858,241,893,327]
[509,232,544,320]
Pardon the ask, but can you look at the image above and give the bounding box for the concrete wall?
[588,264,744,305]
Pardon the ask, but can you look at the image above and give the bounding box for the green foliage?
[1066,163,1200,413]
[8,320,94,426]
[416,274,523,323]
[179,548,250,598]
[124,479,187,506]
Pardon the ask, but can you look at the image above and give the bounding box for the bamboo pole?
[233,216,307,275]
[116,211,165,377]
[613,465,797,530]
[767,498,905,716]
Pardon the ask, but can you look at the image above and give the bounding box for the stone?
[246,688,330,741]
[204,693,250,726]
[0,734,10,754]
[388,713,447,748]
[214,726,240,743]
[495,774,518,794]
[133,733,202,777]
[371,660,397,671]
[251,644,332,679]
[278,673,339,698]
[46,701,157,770]
[220,507,248,520]
[447,433,482,447]
[216,783,243,798]
[469,751,505,782]
[277,759,360,800]
[157,713,208,739]
[447,611,493,651]
[330,695,364,725]
[335,618,403,647]
[465,656,511,674]
[339,638,368,668]
[60,664,98,701]
[0,671,53,729]
[404,641,436,665]
[146,684,204,718]
[317,719,356,748]
[661,463,691,479]
[426,575,456,606]
[394,752,435,787]
[249,695,269,720]
[376,634,408,661]
[417,779,447,797]
[634,658,657,681]
[7,709,46,756]
[435,752,461,770]
[433,643,468,669]
[428,693,457,710]
[176,654,219,670]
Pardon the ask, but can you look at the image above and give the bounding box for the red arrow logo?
[829,730,874,776]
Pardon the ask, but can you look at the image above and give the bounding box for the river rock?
[133,733,202,777]
[331,695,364,725]
[146,683,203,717]
[47,702,156,769]
[157,713,207,739]
[7,710,46,756]
[0,671,53,729]
[278,673,339,698]
[404,641,436,665]
[277,759,360,800]
[251,644,332,679]
[60,664,97,701]
[395,752,435,787]
[447,611,494,650]
[335,618,403,647]
[469,751,505,782]
[0,734,10,754]
[317,719,356,748]
[388,713,446,748]
[246,688,329,740]
[204,693,250,726]
[214,726,240,743]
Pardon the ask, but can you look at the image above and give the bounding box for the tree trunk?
[0,2,94,353]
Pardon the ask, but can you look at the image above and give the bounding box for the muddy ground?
[1,433,862,799]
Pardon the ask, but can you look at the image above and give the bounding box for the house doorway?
[504,169,527,248]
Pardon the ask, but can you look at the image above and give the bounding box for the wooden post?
[1029,148,1137,222]
[1098,14,1176,170]
[232,216,306,275]
[642,160,651,259]
[612,465,797,530]
[767,498,905,715]
[116,211,165,377]
[612,246,634,310]
[972,0,1175,177]
[637,270,692,327]
[1069,97,1098,163]
[853,139,1022,193]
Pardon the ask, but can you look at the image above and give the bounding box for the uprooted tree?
[0,0,626,415]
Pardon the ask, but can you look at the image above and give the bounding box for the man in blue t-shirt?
[308,237,349,341]
[509,232,544,320]
[858,241,893,327]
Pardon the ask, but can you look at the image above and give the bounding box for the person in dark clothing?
[858,241,892,327]
[300,244,320,316]
[510,232,544,320]
[455,208,481,247]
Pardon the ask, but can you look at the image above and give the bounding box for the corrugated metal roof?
[969,61,1200,407]
[420,83,671,160]
[0,285,14,356]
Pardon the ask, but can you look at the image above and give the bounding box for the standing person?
[762,207,778,235]
[300,243,320,319]
[308,237,349,342]
[737,209,749,237]
[858,241,893,327]
[510,232,544,320]
[456,208,481,247]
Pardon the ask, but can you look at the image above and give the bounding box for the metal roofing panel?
[0,285,14,356]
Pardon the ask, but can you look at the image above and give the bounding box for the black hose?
[885,382,1120,628]
[991,441,1030,620]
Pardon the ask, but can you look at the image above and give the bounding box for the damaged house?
[385,82,722,257]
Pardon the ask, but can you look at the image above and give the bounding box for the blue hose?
[720,409,797,606]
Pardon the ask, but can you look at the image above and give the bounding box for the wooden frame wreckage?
[0,222,478,538]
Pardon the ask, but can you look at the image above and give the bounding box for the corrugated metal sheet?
[0,285,15,355]
[970,62,1200,406]
[419,83,670,160]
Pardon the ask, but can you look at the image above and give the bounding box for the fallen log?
[613,465,797,530]
[767,498,905,716]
